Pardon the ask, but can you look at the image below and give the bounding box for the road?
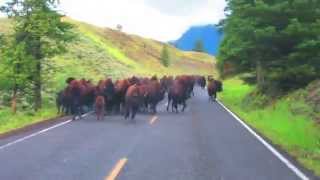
[0,87,312,180]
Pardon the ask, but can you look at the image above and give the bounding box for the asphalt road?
[0,87,313,180]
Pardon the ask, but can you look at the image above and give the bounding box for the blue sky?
[0,0,227,41]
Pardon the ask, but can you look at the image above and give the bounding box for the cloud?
[0,0,227,41]
[144,0,209,16]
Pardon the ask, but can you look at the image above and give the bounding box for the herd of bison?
[56,75,223,122]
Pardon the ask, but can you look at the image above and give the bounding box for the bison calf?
[95,96,105,121]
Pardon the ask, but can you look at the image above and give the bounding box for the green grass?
[220,77,320,176]
[0,106,57,134]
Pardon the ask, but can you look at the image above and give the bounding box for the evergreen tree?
[161,44,170,67]
[193,39,204,52]
[218,0,320,91]
[1,0,75,111]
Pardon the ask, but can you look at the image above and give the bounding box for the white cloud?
[144,0,209,16]
[0,0,227,41]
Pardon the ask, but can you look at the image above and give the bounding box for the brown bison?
[196,76,206,89]
[124,84,143,121]
[96,78,116,113]
[62,78,95,120]
[167,80,189,113]
[175,75,195,97]
[207,79,223,102]
[143,79,166,114]
[95,96,105,120]
[160,75,174,92]
[114,79,131,113]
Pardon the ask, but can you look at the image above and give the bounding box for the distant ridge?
[172,25,223,55]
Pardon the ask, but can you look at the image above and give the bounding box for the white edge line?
[217,100,309,180]
[0,112,92,150]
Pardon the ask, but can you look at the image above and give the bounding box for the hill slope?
[172,25,223,55]
[0,18,217,91]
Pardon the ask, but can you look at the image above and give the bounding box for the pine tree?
[218,0,320,91]
[1,0,75,111]
[193,39,204,52]
[161,44,170,67]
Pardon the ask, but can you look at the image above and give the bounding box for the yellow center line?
[105,158,128,180]
[149,116,158,125]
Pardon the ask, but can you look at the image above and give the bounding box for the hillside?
[172,25,223,55]
[0,18,217,91]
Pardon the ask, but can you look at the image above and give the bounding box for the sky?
[0,0,227,41]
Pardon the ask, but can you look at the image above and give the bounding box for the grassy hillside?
[42,18,216,91]
[220,77,320,176]
[0,17,217,133]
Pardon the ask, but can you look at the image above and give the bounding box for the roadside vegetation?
[218,0,320,175]
[220,77,320,175]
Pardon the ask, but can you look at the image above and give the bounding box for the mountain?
[172,25,223,55]
[0,18,217,91]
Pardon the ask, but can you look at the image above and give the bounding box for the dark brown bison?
[124,84,143,121]
[96,78,116,113]
[128,76,140,86]
[196,76,206,89]
[67,80,84,120]
[207,79,223,102]
[167,80,189,113]
[175,75,195,98]
[63,78,95,120]
[95,95,105,120]
[114,79,131,113]
[56,90,72,115]
[160,76,174,92]
[143,79,166,114]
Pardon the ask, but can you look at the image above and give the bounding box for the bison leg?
[131,106,138,122]
[166,98,171,112]
[173,101,178,113]
[124,105,130,120]
[56,103,61,114]
[182,101,187,112]
[213,92,217,101]
[151,102,157,114]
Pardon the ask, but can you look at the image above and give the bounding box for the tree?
[116,24,123,31]
[161,44,170,67]
[193,39,204,52]
[1,0,75,111]
[218,0,320,91]
[1,40,34,113]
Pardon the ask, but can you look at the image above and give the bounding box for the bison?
[114,79,131,113]
[207,79,223,102]
[95,95,105,121]
[167,80,189,113]
[96,78,116,114]
[196,76,206,89]
[124,84,143,121]
[143,79,166,114]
